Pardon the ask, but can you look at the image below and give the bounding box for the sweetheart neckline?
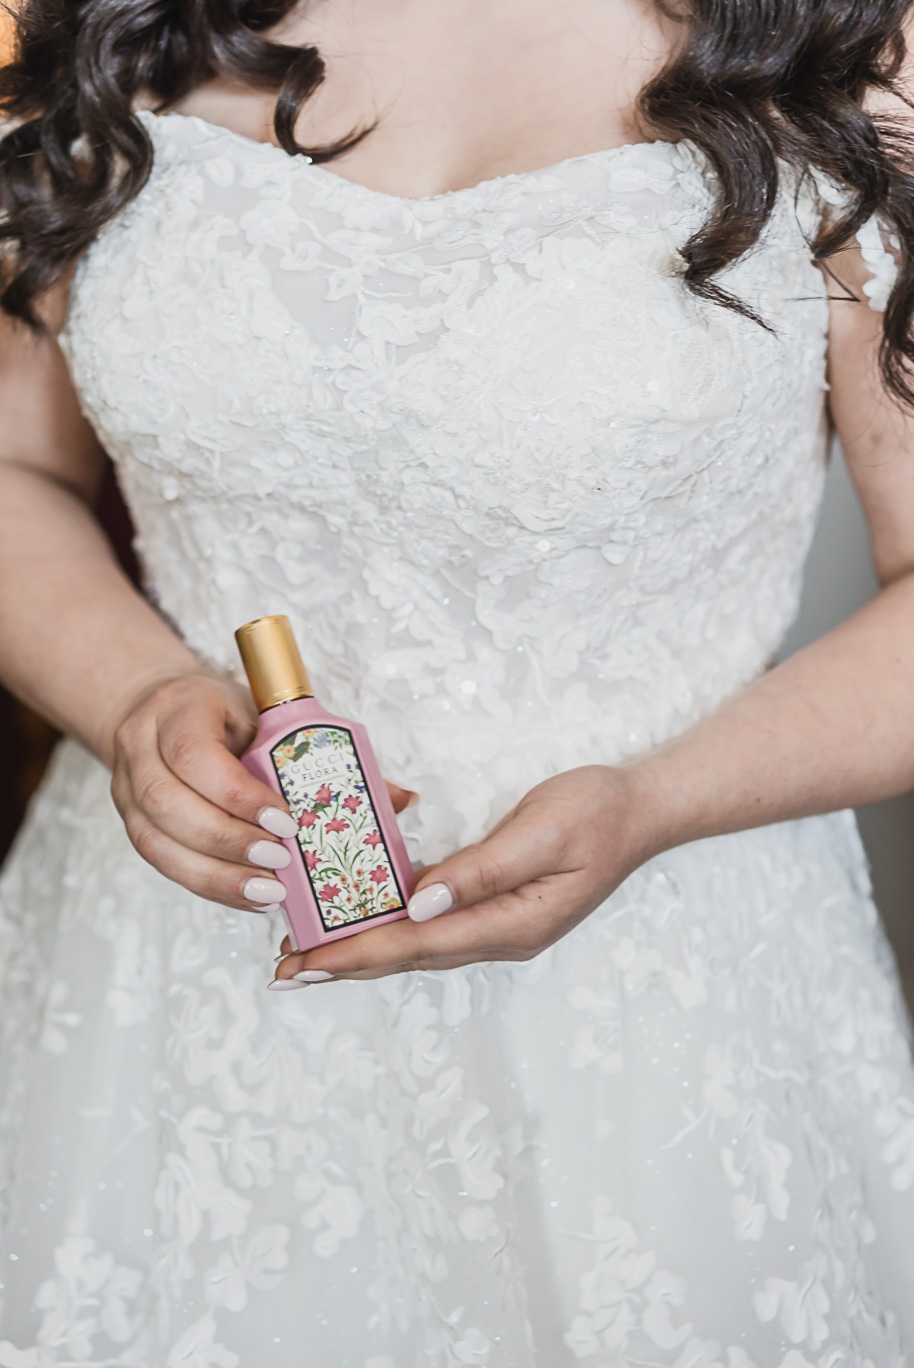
[136,107,691,209]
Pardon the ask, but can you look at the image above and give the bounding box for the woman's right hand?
[109,672,302,912]
[109,672,417,913]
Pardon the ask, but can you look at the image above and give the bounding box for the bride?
[1,0,914,1362]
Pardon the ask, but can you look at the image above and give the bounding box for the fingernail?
[258,807,298,839]
[292,969,334,982]
[267,977,307,991]
[407,882,454,922]
[247,840,291,870]
[244,877,287,904]
[255,903,283,914]
[405,790,420,808]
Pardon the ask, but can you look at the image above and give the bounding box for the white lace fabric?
[0,110,912,1366]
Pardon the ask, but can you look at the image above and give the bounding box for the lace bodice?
[61,112,856,850]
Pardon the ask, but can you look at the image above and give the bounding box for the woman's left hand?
[269,764,657,987]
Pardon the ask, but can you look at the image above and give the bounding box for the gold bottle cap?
[235,615,314,712]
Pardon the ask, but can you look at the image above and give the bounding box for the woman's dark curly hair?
[2,0,914,401]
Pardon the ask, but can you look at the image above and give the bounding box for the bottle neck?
[259,689,315,715]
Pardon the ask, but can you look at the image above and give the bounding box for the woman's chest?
[61,120,829,536]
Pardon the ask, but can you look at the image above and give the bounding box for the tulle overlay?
[1,112,913,1364]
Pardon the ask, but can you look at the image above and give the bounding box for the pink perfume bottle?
[235,615,415,953]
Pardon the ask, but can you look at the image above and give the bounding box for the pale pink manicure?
[267,978,307,991]
[247,840,291,870]
[257,807,298,839]
[407,882,454,922]
[244,877,287,904]
[256,903,283,914]
[293,969,334,982]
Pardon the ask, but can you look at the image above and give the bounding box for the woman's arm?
[273,244,914,985]
[630,245,914,843]
[0,298,312,910]
[0,294,206,759]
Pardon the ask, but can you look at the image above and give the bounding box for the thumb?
[406,808,559,923]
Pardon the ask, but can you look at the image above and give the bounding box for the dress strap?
[806,165,900,313]
[855,215,900,313]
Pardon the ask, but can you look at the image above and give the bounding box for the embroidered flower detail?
[342,795,362,813]
[318,883,342,903]
[363,830,382,849]
[325,816,349,834]
[369,866,388,886]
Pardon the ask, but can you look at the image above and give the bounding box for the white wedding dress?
[1,110,913,1367]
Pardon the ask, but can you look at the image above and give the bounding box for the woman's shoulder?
[153,83,280,149]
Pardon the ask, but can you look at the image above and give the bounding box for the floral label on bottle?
[270,725,406,931]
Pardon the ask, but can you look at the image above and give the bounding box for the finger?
[271,854,428,972]
[405,808,567,922]
[273,880,563,982]
[122,809,289,912]
[156,690,291,824]
[385,778,419,814]
[119,748,292,871]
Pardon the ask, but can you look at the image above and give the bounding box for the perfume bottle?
[235,615,415,953]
